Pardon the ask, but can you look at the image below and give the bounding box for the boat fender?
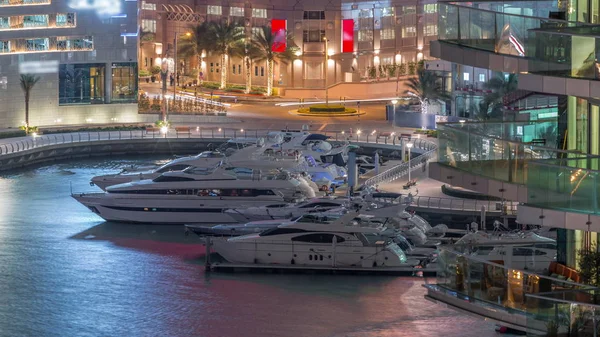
[89,182,94,186]
[253,258,258,264]
[291,259,295,265]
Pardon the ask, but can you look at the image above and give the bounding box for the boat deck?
[208,262,437,277]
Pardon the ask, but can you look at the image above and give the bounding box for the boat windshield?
[183,164,220,175]
[296,214,341,224]
[387,243,408,263]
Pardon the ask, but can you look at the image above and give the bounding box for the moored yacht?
[91,150,226,191]
[74,166,314,224]
[454,231,557,272]
[211,214,420,268]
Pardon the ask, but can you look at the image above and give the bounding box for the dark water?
[0,156,502,337]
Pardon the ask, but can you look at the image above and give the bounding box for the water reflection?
[0,157,502,336]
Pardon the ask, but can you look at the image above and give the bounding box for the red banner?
[271,19,286,53]
[342,19,354,53]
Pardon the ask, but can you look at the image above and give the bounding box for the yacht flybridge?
[209,212,421,269]
[73,165,315,224]
[90,139,347,192]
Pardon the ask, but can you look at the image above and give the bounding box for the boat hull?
[73,193,285,224]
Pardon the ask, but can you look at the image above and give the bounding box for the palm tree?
[19,74,40,133]
[231,39,260,94]
[406,68,450,114]
[179,22,211,86]
[208,21,245,89]
[481,73,518,119]
[250,26,296,96]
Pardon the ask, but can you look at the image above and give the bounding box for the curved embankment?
[0,136,406,172]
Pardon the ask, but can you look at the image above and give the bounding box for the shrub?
[398,63,407,76]
[217,112,227,116]
[139,69,151,77]
[408,62,417,75]
[150,66,161,75]
[154,120,170,128]
[250,86,267,93]
[202,82,220,90]
[0,130,26,139]
[309,104,346,112]
[205,112,216,116]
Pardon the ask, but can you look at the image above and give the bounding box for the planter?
[151,76,156,83]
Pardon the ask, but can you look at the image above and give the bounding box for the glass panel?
[59,64,105,105]
[111,62,138,103]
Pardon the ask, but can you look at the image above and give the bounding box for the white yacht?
[91,150,226,191]
[91,140,346,193]
[188,211,437,262]
[211,213,420,268]
[454,231,557,272]
[223,196,355,222]
[73,165,315,224]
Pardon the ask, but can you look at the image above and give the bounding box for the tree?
[406,68,450,114]
[250,26,296,96]
[481,73,518,120]
[231,39,260,94]
[179,22,211,86]
[19,74,40,133]
[208,21,245,89]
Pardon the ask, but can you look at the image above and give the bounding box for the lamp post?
[391,99,398,127]
[406,142,414,182]
[323,36,329,107]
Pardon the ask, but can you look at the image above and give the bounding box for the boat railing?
[411,196,519,215]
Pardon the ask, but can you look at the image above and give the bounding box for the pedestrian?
[170,74,174,87]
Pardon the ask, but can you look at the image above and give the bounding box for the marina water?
[0,156,502,337]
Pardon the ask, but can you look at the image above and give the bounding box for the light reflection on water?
[0,156,504,337]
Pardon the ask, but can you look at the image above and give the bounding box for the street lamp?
[406,142,414,182]
[391,99,398,126]
[323,36,329,107]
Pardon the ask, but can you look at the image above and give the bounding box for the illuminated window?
[111,62,138,103]
[424,24,437,36]
[359,9,373,18]
[0,40,9,53]
[402,26,416,37]
[402,6,416,14]
[141,1,156,10]
[424,4,437,14]
[303,11,325,20]
[252,8,267,18]
[0,17,7,29]
[26,38,49,51]
[230,7,244,16]
[59,63,105,105]
[23,15,49,28]
[381,28,395,40]
[381,7,394,17]
[141,19,156,33]
[0,0,50,6]
[252,27,262,37]
[302,29,325,42]
[56,13,75,27]
[254,66,258,76]
[207,5,222,15]
[358,30,373,41]
[0,76,6,90]
[478,73,485,82]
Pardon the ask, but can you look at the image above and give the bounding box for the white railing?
[362,137,437,188]
[0,128,438,189]
[0,128,435,156]
[412,196,518,215]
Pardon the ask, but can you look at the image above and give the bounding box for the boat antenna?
[70,181,73,196]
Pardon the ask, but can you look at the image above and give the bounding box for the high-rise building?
[0,0,139,127]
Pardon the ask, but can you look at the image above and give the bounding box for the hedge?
[0,130,26,139]
[308,104,346,112]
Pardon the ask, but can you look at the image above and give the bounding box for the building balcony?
[435,1,600,97]
[425,246,600,335]
[436,121,600,217]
